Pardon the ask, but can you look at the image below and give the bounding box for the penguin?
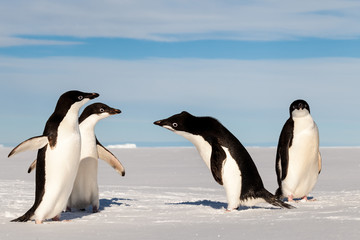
[154,111,294,211]
[27,103,125,213]
[8,90,99,224]
[275,99,322,202]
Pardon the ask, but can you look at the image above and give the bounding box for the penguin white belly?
[177,131,242,210]
[68,127,99,210]
[68,156,98,209]
[221,147,241,210]
[282,123,319,198]
[34,131,81,220]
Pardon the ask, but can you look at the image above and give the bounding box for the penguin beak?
[298,102,304,110]
[153,120,164,126]
[111,108,121,115]
[86,93,100,100]
[154,120,174,131]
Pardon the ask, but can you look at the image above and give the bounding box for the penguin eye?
[172,123,178,128]
[78,96,84,101]
[100,108,105,112]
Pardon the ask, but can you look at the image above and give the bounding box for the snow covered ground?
[0,146,359,239]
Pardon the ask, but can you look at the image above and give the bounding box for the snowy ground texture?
[0,146,359,240]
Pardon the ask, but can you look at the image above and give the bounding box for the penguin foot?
[287,195,295,202]
[301,196,317,202]
[92,206,99,213]
[52,215,61,221]
[35,219,43,224]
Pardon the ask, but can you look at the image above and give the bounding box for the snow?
[0,146,359,239]
[106,144,137,149]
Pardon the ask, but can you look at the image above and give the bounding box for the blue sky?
[1,0,360,147]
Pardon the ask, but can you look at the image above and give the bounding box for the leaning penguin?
[154,111,294,211]
[8,90,99,224]
[28,103,125,213]
[275,99,322,202]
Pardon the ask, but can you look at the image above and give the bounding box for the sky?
[0,0,360,147]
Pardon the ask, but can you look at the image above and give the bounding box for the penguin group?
[8,90,321,224]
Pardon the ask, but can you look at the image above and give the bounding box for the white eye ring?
[100,108,105,112]
[172,123,178,128]
[78,96,84,100]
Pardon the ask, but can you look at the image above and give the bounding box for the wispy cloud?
[0,36,83,47]
[1,0,360,46]
[1,56,359,145]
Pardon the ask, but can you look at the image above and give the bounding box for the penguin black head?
[153,111,221,138]
[79,103,121,124]
[289,99,310,118]
[59,90,99,103]
[55,90,99,112]
[154,111,195,133]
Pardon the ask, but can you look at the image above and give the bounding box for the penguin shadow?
[99,197,133,210]
[61,198,133,221]
[167,200,227,210]
[167,200,286,211]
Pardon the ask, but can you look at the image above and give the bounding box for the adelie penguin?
[275,99,322,202]
[8,90,99,224]
[154,111,294,211]
[28,103,125,213]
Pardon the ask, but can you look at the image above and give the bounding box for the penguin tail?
[11,210,33,222]
[262,189,295,209]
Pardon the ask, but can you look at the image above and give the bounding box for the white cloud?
[0,36,83,47]
[1,56,359,145]
[1,0,360,46]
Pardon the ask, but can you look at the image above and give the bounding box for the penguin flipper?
[27,159,37,173]
[8,136,48,157]
[318,152,322,174]
[210,140,226,185]
[275,119,293,184]
[96,139,125,176]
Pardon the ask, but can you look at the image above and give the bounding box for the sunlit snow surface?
[1,147,359,239]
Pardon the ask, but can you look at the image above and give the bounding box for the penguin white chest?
[284,115,320,198]
[175,131,212,169]
[35,120,82,219]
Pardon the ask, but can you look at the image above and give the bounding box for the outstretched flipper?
[8,136,48,158]
[26,140,126,176]
[27,159,37,173]
[96,139,125,176]
[318,152,322,174]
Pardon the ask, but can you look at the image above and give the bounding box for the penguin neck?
[175,131,212,169]
[79,116,101,159]
[79,115,101,133]
[61,104,83,132]
[292,113,315,132]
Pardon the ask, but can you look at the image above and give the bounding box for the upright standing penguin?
[8,90,99,224]
[66,103,125,212]
[275,99,322,201]
[27,103,126,213]
[154,111,293,211]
